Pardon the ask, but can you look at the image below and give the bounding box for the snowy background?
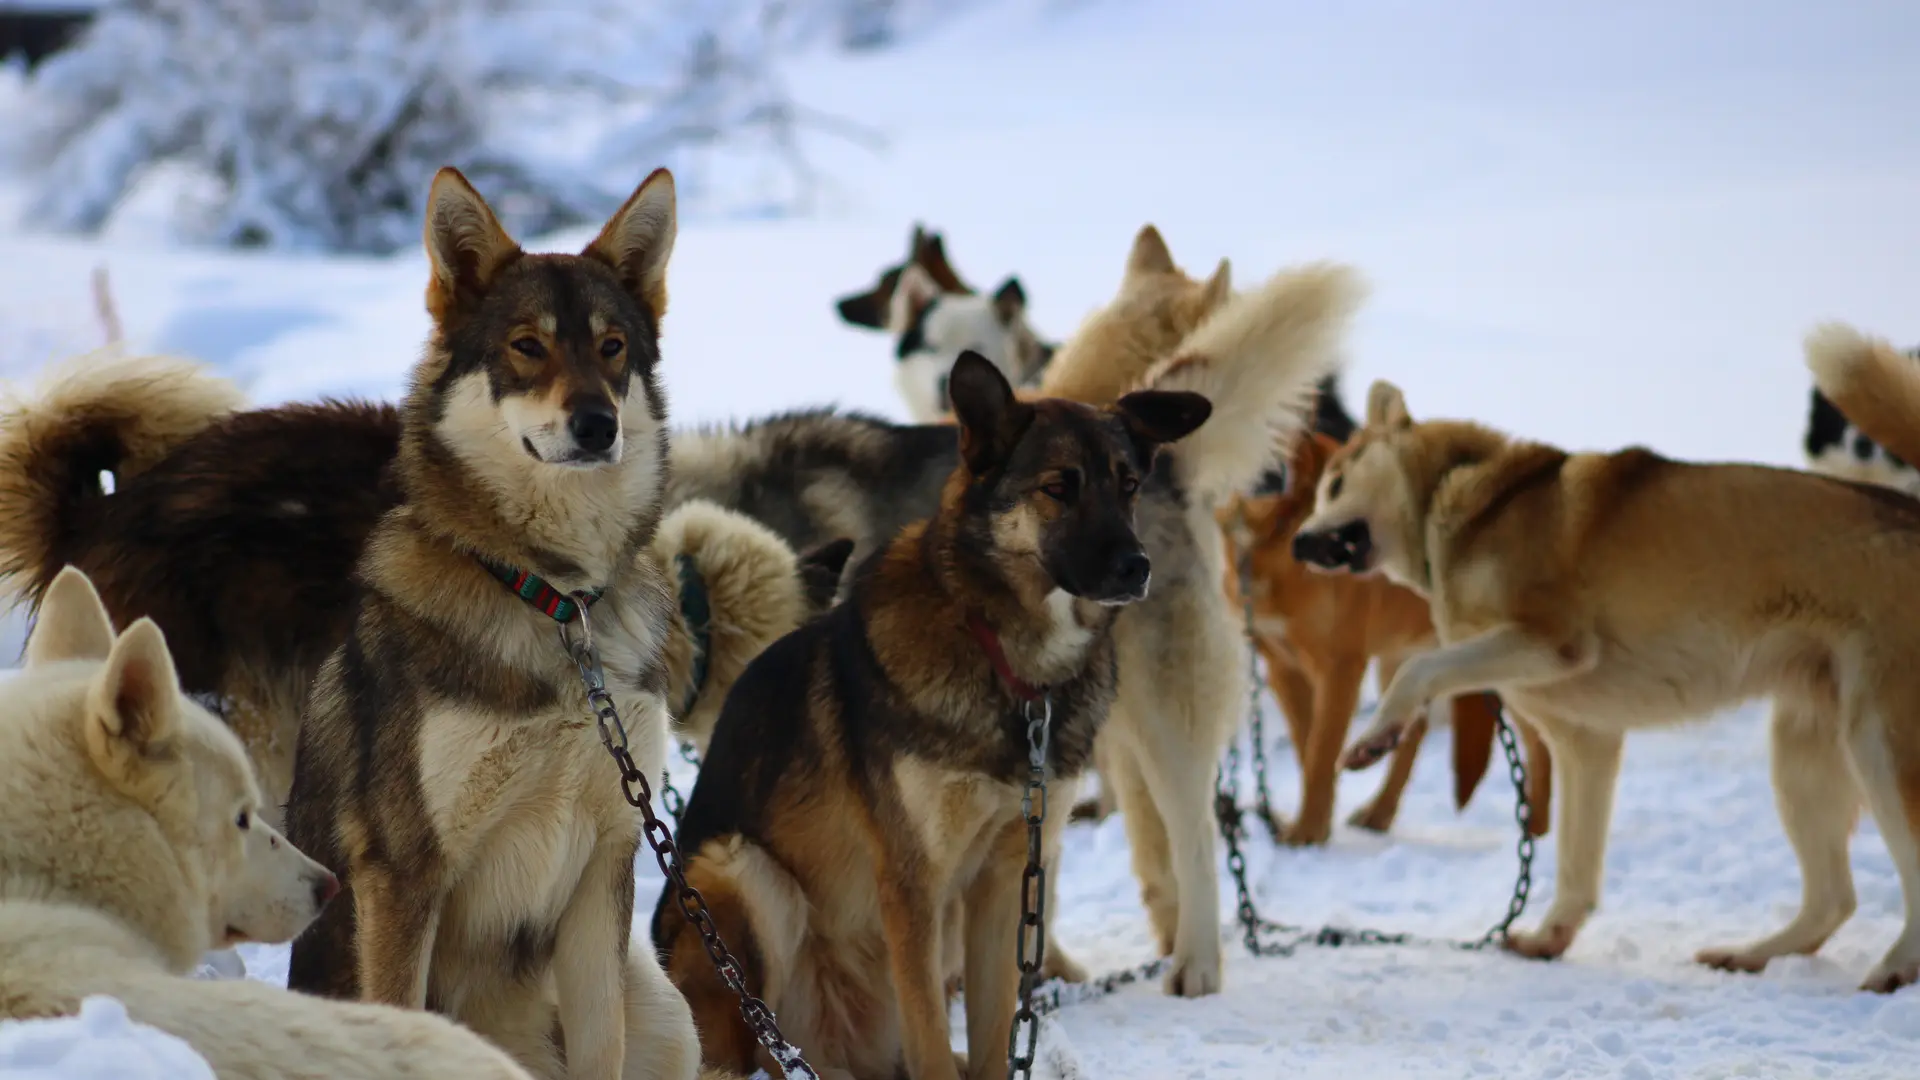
[3,0,1920,1076]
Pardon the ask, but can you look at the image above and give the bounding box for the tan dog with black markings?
[1292,378,1920,993]
[281,166,705,1078]
[654,352,1213,1079]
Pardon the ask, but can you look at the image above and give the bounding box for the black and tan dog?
[279,166,702,1079]
[652,352,1210,1080]
[0,354,853,818]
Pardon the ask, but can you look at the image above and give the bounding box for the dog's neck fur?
[393,355,666,594]
[870,485,1116,703]
[1396,420,1564,590]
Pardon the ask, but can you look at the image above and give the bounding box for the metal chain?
[658,740,703,826]
[1213,642,1537,957]
[1218,498,1535,955]
[558,600,818,1080]
[1007,696,1053,1080]
[1234,532,1282,843]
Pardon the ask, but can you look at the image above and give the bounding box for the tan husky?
[1290,378,1920,993]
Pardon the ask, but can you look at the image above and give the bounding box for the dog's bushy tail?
[1136,262,1365,502]
[1804,322,1920,470]
[0,349,242,602]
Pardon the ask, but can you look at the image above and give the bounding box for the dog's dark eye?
[599,338,624,359]
[1118,475,1140,496]
[511,337,545,359]
[1328,476,1344,500]
[235,810,250,830]
[1041,473,1078,502]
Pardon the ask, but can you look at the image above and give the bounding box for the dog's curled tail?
[0,349,242,600]
[1137,261,1365,502]
[1804,322,1920,470]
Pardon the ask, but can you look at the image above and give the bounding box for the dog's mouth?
[1291,519,1373,572]
[520,436,616,468]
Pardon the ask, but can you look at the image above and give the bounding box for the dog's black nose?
[568,402,619,453]
[1111,550,1151,593]
[1292,520,1372,570]
[313,870,341,909]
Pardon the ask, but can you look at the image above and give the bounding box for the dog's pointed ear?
[917,231,971,295]
[24,566,116,668]
[1125,225,1175,280]
[797,537,856,612]
[1114,390,1212,455]
[1366,380,1412,431]
[424,167,522,322]
[949,351,1032,474]
[584,167,678,318]
[85,618,184,793]
[887,263,943,334]
[991,277,1027,327]
[1200,257,1232,312]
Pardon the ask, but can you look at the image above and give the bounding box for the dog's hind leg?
[1119,674,1233,998]
[1843,685,1920,993]
[1105,734,1177,956]
[1697,698,1859,977]
[1505,717,1622,962]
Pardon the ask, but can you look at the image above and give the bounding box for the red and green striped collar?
[478,558,606,624]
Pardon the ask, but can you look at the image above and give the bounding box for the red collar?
[965,608,1044,703]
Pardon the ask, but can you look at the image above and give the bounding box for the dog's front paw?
[1042,945,1088,984]
[1694,945,1771,975]
[1345,799,1397,834]
[1341,726,1403,771]
[1503,922,1576,961]
[1163,950,1223,998]
[1280,815,1332,847]
[1861,958,1920,994]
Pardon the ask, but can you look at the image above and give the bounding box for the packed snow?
[0,997,216,1080]
[4,0,1920,1076]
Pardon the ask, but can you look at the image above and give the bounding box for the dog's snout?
[567,400,619,453]
[1111,550,1150,593]
[1292,520,1373,571]
[312,870,341,909]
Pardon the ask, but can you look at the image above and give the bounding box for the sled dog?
[280,166,702,1079]
[0,566,540,1079]
[1219,430,1551,845]
[0,355,854,812]
[654,352,1211,1079]
[1294,378,1920,993]
[1800,325,1920,496]
[1804,322,1920,496]
[672,246,1363,996]
[832,223,1055,421]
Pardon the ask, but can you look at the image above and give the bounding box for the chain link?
[1007,695,1053,1080]
[558,601,818,1080]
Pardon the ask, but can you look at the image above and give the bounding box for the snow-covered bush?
[10,0,949,254]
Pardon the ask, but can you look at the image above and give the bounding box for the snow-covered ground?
[5,0,1920,1076]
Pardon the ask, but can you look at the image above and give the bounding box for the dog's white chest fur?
[415,677,666,940]
[1037,588,1095,672]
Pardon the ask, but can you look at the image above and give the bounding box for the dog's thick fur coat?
[655,353,1211,1079]
[1297,379,1920,993]
[672,244,1363,996]
[0,567,540,1080]
[1219,431,1551,845]
[281,168,701,1079]
[0,355,852,813]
